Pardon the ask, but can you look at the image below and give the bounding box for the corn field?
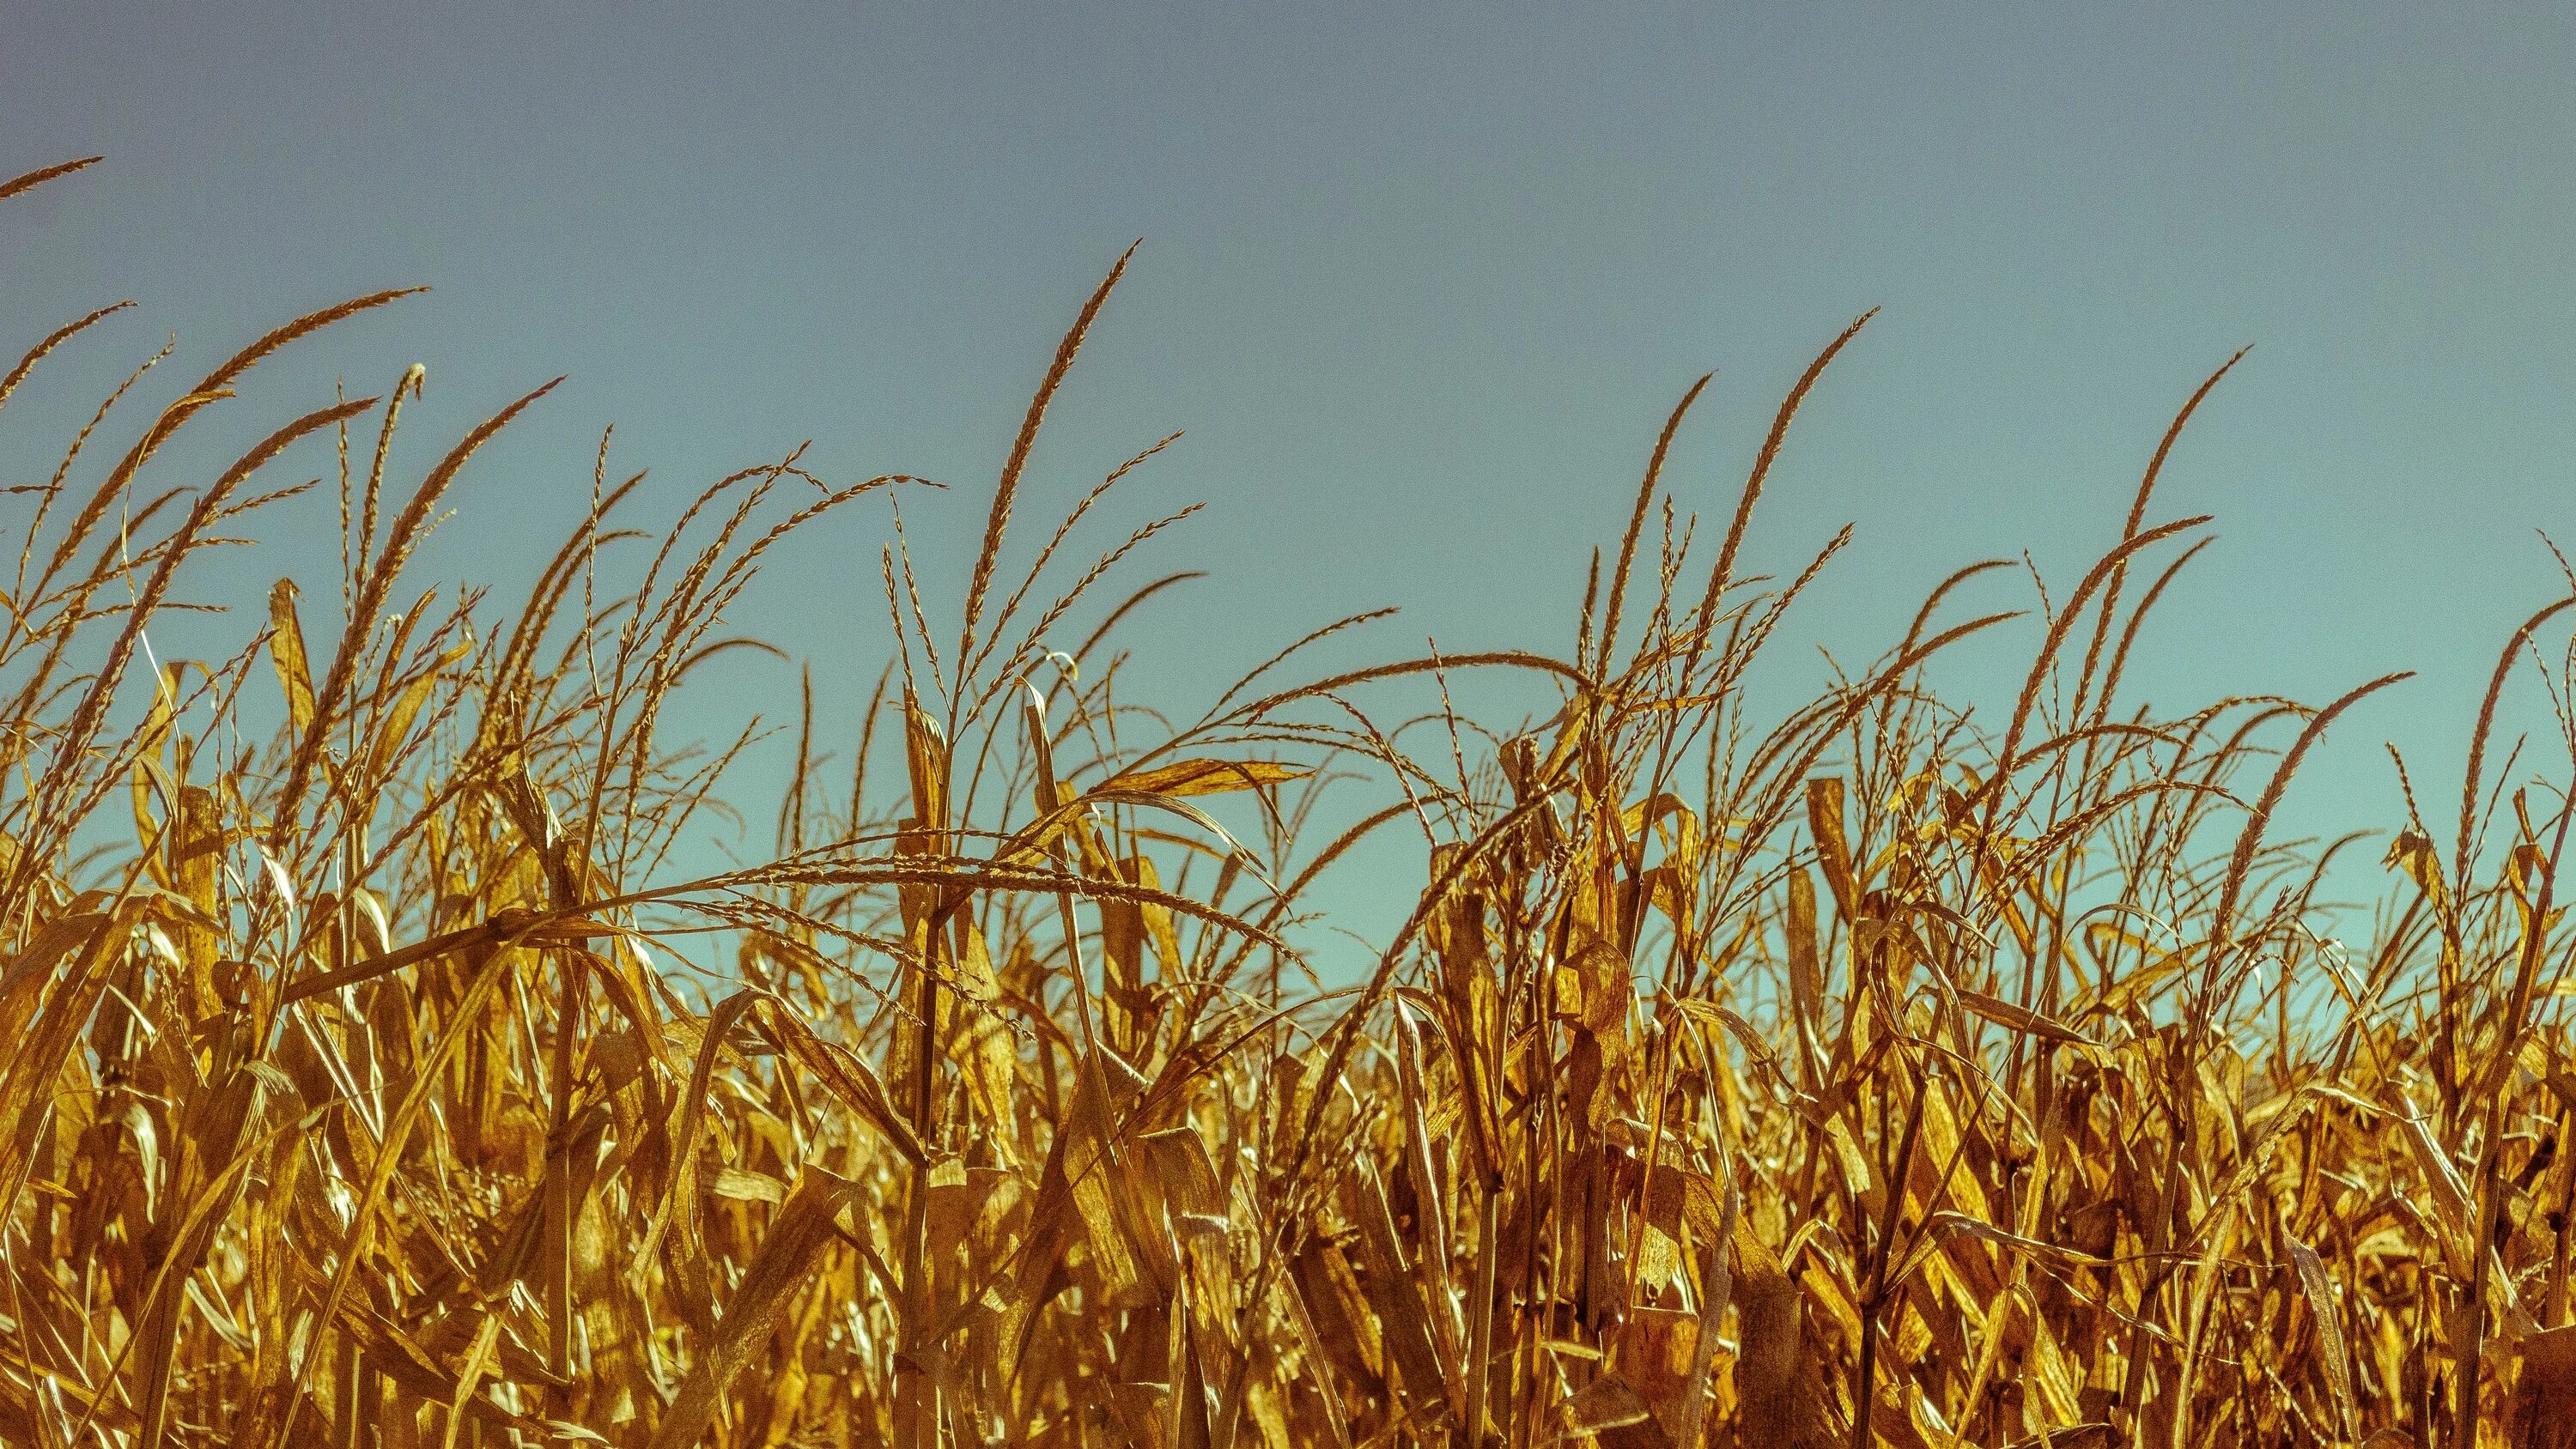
[8,154,2576,1448]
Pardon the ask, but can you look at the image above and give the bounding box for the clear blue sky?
[9,4,2575,945]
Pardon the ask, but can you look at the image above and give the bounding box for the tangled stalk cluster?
[8,156,2576,1449]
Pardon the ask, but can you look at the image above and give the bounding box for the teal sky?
[9,4,2576,944]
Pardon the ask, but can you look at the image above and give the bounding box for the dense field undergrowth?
[8,155,2576,1449]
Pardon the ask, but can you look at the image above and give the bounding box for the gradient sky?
[9,4,2576,949]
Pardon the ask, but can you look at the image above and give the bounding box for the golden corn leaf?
[1097,757,1306,797]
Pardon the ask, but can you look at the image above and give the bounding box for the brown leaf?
[1953,986,2100,1049]
[644,1168,862,1449]
[266,579,317,737]
[1097,757,1306,797]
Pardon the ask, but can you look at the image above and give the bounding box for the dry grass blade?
[2287,1234,2360,1443]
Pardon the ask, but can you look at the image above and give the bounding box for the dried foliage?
[8,156,2576,1449]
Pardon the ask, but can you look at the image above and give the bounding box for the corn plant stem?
[896,925,944,1449]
